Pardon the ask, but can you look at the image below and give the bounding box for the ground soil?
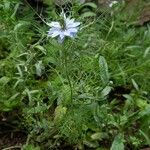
[0,117,27,149]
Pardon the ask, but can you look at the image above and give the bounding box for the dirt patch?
[109,86,131,101]
[0,130,27,149]
[0,114,27,149]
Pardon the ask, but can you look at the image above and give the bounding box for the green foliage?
[0,0,150,149]
[99,56,109,86]
[110,134,124,150]
[23,144,41,150]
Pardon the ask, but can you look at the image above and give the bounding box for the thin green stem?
[64,49,73,103]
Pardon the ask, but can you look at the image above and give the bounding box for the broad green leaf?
[14,21,30,31]
[96,148,108,150]
[91,132,108,140]
[131,79,139,91]
[4,1,10,10]
[81,12,96,18]
[136,99,148,109]
[0,76,10,86]
[23,144,40,150]
[34,45,47,55]
[84,140,99,148]
[143,46,150,58]
[99,56,109,85]
[35,61,43,76]
[81,2,97,9]
[139,130,150,145]
[139,105,150,117]
[8,93,20,101]
[101,86,112,97]
[11,2,20,18]
[110,134,124,150]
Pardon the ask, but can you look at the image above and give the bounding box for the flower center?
[60,19,66,30]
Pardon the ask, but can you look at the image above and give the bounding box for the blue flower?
[47,13,80,43]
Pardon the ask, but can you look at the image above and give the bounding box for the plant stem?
[64,47,73,103]
[2,146,21,150]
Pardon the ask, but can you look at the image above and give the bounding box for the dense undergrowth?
[0,0,150,150]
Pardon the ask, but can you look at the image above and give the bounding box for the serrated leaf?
[54,105,67,122]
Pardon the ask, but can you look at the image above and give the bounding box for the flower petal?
[67,27,78,33]
[67,22,80,28]
[65,17,80,28]
[63,30,71,36]
[59,32,65,40]
[69,32,77,38]
[48,30,61,37]
[47,22,61,28]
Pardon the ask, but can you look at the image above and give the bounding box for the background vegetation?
[0,0,150,149]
